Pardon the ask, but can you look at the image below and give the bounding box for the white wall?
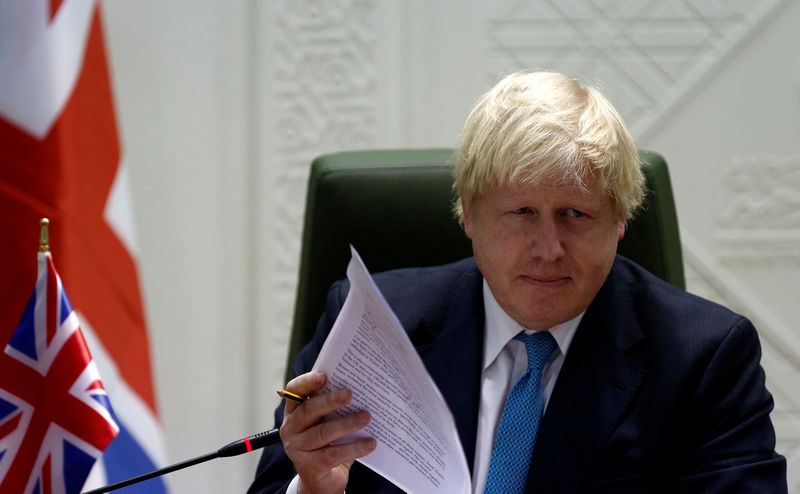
[102,1,800,491]
[102,1,256,491]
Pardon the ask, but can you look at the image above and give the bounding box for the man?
[249,72,787,493]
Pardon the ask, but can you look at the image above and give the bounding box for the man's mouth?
[521,275,570,287]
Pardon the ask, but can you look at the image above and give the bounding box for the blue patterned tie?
[483,330,557,494]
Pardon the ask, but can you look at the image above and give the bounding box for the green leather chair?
[285,149,684,381]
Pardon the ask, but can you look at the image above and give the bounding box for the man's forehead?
[492,176,607,199]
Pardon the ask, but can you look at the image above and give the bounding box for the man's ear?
[617,217,626,241]
[462,198,474,239]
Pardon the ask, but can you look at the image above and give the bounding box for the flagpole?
[39,218,50,252]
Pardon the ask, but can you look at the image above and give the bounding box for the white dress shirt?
[287,279,582,494]
[471,280,582,494]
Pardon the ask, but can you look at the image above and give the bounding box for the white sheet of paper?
[310,246,471,494]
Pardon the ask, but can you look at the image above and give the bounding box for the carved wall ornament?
[485,0,788,137]
[715,155,800,264]
[266,0,380,363]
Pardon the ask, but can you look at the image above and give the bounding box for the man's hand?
[280,372,377,494]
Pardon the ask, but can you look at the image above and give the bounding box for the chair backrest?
[285,148,684,381]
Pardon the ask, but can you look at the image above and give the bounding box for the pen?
[277,389,307,404]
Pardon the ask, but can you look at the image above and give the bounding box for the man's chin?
[508,298,584,330]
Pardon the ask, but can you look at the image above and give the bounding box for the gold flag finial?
[39,218,50,252]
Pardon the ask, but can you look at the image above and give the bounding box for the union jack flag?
[0,251,118,494]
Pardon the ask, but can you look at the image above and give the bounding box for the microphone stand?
[81,428,280,493]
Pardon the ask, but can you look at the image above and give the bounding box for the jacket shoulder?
[610,255,745,332]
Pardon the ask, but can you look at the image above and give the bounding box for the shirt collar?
[482,279,583,371]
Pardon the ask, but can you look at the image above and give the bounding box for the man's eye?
[566,208,585,218]
[512,207,531,215]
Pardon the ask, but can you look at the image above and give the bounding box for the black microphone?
[81,428,280,494]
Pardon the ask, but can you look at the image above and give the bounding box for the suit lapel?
[526,263,647,492]
[410,265,485,474]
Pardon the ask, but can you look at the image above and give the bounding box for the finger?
[299,437,377,472]
[283,372,326,413]
[292,387,353,425]
[282,388,358,438]
[290,409,372,452]
[286,371,326,396]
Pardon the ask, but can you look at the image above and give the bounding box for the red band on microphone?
[244,437,252,453]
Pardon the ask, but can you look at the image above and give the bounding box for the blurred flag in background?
[0,1,168,492]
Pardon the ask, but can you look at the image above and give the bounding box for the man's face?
[463,178,625,330]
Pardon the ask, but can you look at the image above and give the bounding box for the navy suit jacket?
[249,255,786,493]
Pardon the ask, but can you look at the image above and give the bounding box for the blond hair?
[454,71,644,221]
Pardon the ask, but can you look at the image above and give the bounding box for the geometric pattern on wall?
[715,77,800,274]
[485,0,789,137]
[715,154,800,265]
[268,1,379,350]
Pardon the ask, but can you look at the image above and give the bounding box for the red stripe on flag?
[48,0,65,23]
[43,453,52,494]
[86,380,105,391]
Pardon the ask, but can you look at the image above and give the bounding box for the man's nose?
[530,219,565,261]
